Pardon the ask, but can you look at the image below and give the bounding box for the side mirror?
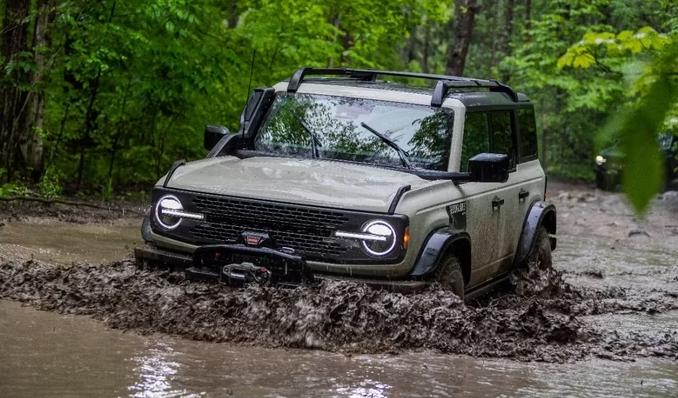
[204,125,230,150]
[468,153,510,183]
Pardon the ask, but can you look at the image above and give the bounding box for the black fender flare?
[141,211,153,243]
[409,227,471,283]
[514,200,557,266]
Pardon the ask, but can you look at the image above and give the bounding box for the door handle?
[518,189,529,201]
[492,196,504,210]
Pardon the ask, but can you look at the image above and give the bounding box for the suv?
[135,68,557,299]
[595,133,677,191]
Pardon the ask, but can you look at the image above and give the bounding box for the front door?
[457,110,519,287]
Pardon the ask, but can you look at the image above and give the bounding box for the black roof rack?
[286,67,518,106]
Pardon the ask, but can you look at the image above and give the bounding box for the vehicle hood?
[162,156,428,213]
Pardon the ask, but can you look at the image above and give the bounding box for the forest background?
[1,0,676,212]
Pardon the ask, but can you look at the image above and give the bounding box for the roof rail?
[286,67,518,106]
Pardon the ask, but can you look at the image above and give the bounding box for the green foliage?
[0,181,28,198]
[604,40,678,213]
[1,0,676,208]
[557,27,670,69]
[545,163,596,182]
[102,178,114,201]
[23,0,439,195]
[38,166,62,199]
[559,23,677,213]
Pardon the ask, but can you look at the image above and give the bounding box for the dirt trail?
[1,181,677,363]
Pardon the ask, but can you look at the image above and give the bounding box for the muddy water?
[1,185,678,396]
[0,221,139,264]
[1,301,677,397]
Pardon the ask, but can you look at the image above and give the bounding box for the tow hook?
[221,262,272,286]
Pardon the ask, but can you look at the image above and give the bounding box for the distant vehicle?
[595,133,677,191]
[135,67,556,300]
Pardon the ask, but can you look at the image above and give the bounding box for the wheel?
[525,226,552,270]
[434,255,465,299]
[510,226,555,296]
[595,167,606,190]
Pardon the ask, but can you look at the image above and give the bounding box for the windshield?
[254,93,453,171]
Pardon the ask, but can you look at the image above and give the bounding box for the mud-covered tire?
[524,226,552,270]
[510,226,559,297]
[434,255,465,299]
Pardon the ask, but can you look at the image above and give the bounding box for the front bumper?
[144,225,417,278]
[192,243,313,286]
[134,244,193,268]
[134,243,426,291]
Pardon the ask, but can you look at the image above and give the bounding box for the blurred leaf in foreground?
[611,39,678,214]
[560,28,678,214]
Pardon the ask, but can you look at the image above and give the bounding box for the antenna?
[240,49,256,137]
[245,49,256,101]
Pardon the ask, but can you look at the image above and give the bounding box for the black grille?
[189,195,350,259]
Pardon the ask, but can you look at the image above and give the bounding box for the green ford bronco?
[135,68,557,299]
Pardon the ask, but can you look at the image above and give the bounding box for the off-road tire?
[434,255,465,299]
[509,225,558,297]
[525,226,552,270]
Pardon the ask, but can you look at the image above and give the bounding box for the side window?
[517,107,538,161]
[460,111,516,171]
[460,112,489,171]
[487,111,515,167]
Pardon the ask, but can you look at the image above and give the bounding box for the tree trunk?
[502,0,515,56]
[327,14,341,68]
[422,25,431,73]
[501,0,515,80]
[488,0,500,67]
[76,69,101,191]
[404,25,418,65]
[75,0,116,190]
[0,0,32,181]
[24,0,54,180]
[445,0,480,76]
[227,0,239,29]
[524,0,532,31]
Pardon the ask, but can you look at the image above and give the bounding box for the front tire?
[526,226,552,270]
[510,226,555,296]
[434,255,465,299]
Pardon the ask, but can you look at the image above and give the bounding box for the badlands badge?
[446,201,467,230]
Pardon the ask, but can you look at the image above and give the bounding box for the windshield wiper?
[360,122,412,169]
[295,115,322,158]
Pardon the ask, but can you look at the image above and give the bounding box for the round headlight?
[155,195,183,229]
[361,220,396,256]
[595,155,606,166]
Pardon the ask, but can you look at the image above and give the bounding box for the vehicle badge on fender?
[447,202,467,230]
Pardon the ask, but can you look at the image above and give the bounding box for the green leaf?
[609,40,678,214]
[572,52,596,68]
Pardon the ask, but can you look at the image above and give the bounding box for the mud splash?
[1,257,675,362]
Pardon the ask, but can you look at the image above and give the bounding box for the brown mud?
[0,196,146,224]
[1,181,677,364]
